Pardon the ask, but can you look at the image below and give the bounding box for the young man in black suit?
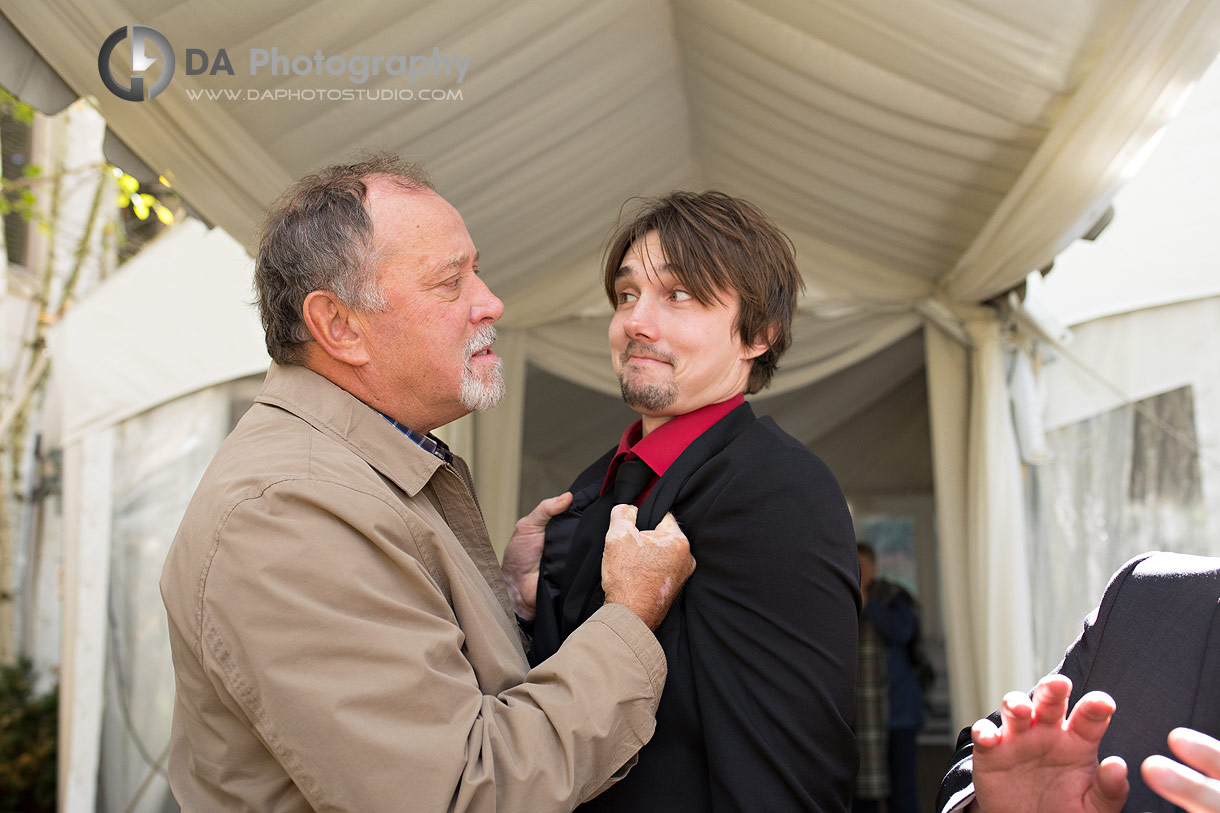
[936,551,1220,813]
[508,191,860,811]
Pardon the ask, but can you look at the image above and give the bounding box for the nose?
[471,274,504,324]
[622,294,659,341]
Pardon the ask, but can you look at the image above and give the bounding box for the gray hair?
[254,152,434,365]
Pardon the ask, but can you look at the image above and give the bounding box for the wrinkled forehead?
[364,176,452,228]
[365,180,472,268]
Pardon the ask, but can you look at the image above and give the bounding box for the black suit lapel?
[636,403,756,533]
[532,403,757,662]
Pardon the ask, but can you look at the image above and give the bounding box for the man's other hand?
[1143,728,1220,813]
[601,506,695,631]
[502,492,573,621]
[968,674,1128,813]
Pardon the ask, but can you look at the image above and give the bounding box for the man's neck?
[302,353,452,434]
[640,414,673,436]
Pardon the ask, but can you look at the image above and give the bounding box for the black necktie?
[612,457,654,505]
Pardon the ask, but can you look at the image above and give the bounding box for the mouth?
[470,345,497,362]
[621,343,675,367]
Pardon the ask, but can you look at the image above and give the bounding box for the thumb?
[654,512,682,535]
[523,491,572,527]
[1091,756,1129,812]
[537,491,573,518]
[609,503,638,526]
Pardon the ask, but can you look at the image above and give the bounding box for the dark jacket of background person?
[862,579,928,732]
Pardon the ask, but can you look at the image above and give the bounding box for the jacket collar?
[636,401,755,530]
[254,362,445,497]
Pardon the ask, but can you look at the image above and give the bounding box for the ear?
[740,322,779,361]
[302,290,370,366]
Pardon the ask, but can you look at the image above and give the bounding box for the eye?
[616,291,637,305]
[671,289,692,302]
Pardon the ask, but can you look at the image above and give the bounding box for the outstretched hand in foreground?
[968,673,1128,813]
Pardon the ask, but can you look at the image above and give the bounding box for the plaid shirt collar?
[375,410,454,464]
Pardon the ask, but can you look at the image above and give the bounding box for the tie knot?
[612,458,653,505]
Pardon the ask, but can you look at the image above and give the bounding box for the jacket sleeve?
[198,478,666,813]
[934,554,1151,813]
[683,447,860,812]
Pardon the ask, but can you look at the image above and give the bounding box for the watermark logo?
[98,25,175,102]
[97,26,468,104]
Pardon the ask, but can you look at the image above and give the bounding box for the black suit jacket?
[937,551,1220,813]
[533,403,860,812]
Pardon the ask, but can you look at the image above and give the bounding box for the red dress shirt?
[599,393,745,504]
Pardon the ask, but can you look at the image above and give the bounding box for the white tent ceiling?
[8,0,1218,316]
[1039,51,1220,328]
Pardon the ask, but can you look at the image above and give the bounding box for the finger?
[999,691,1034,734]
[513,492,573,537]
[1168,728,1220,780]
[1090,755,1130,812]
[1065,690,1117,743]
[530,491,573,522]
[1143,754,1220,813]
[607,504,640,539]
[1030,673,1072,727]
[971,717,1001,750]
[654,512,683,536]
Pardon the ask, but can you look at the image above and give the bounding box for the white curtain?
[1026,296,1220,674]
[97,386,235,813]
[1025,387,1212,675]
[469,328,529,550]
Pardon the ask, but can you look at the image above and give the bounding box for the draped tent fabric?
[6,0,1220,806]
[940,0,1220,303]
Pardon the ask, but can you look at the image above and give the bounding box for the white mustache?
[465,325,498,358]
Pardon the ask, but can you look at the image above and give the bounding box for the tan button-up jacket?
[160,362,666,812]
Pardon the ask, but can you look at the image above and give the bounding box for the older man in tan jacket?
[160,154,695,812]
